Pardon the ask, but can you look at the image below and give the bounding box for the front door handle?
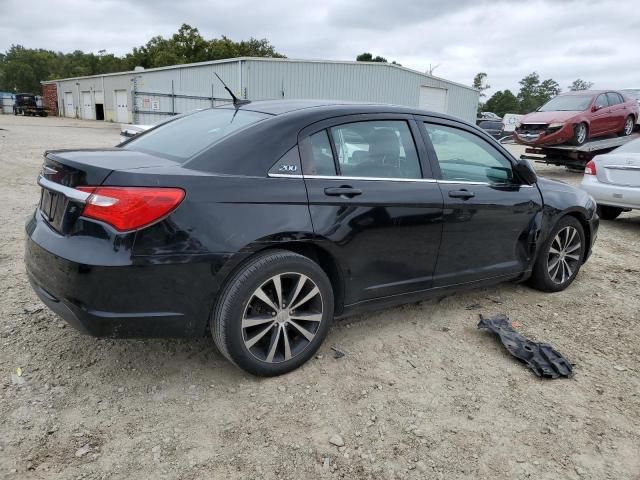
[324,186,362,198]
[448,189,475,200]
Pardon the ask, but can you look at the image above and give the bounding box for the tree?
[568,79,593,91]
[356,52,388,63]
[0,24,285,92]
[484,89,520,117]
[472,72,490,98]
[516,72,561,113]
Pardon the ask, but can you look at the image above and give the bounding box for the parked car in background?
[580,137,640,219]
[477,111,502,122]
[119,124,152,143]
[477,119,504,140]
[13,93,48,117]
[621,89,640,124]
[514,90,638,147]
[25,100,599,376]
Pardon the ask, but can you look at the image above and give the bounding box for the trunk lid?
[595,152,640,187]
[38,148,178,233]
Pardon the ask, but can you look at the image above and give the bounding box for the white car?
[119,124,152,144]
[580,137,640,219]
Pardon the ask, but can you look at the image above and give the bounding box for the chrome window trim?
[267,172,534,187]
[37,175,91,204]
[604,165,640,171]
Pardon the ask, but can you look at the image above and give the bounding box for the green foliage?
[356,52,400,65]
[472,72,490,98]
[517,72,561,113]
[568,79,593,91]
[484,90,520,117]
[0,24,285,93]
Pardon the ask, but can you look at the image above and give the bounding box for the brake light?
[76,186,185,231]
[584,160,596,175]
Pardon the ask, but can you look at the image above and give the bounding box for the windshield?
[538,95,593,112]
[615,138,640,154]
[122,108,270,162]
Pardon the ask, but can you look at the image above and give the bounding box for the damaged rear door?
[418,118,543,286]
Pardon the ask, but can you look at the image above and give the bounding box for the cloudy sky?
[1,0,639,95]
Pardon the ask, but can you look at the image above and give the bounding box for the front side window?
[123,108,270,162]
[424,123,514,184]
[595,94,609,109]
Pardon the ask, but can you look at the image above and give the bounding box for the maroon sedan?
[514,90,638,147]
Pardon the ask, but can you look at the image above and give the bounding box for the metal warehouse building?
[41,57,479,124]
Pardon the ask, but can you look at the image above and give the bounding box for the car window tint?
[606,92,622,106]
[424,123,514,184]
[123,108,270,162]
[595,94,609,108]
[304,130,337,176]
[330,121,422,179]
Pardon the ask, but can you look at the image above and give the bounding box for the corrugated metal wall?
[44,58,479,124]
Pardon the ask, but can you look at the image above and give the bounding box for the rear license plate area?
[39,188,64,224]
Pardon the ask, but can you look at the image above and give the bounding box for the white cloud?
[1,0,639,94]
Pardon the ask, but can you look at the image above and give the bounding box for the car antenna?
[214,73,250,108]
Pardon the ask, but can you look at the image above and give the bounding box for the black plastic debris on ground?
[478,314,573,379]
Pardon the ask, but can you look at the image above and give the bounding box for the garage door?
[64,92,74,118]
[82,92,93,120]
[115,90,128,123]
[419,86,448,113]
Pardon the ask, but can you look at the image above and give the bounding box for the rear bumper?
[580,176,640,210]
[25,211,227,337]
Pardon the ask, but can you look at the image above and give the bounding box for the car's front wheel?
[571,123,588,146]
[211,250,334,376]
[529,216,586,292]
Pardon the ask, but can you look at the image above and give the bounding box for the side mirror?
[592,104,603,112]
[514,159,537,185]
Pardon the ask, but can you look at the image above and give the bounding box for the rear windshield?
[122,108,270,162]
[538,95,593,112]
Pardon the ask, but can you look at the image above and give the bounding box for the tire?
[211,249,334,376]
[618,116,634,137]
[529,216,586,292]
[570,123,588,146]
[597,205,623,220]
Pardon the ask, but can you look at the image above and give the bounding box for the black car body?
[25,100,599,376]
[477,119,505,140]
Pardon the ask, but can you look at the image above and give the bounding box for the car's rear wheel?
[571,123,588,146]
[597,205,623,220]
[211,250,334,376]
[619,116,634,137]
[529,216,585,292]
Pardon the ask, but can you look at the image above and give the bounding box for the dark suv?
[25,100,599,376]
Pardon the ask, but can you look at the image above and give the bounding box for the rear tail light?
[584,160,596,175]
[76,186,185,231]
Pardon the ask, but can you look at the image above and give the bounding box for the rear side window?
[123,108,270,162]
[302,120,422,179]
[424,123,514,184]
[607,92,623,106]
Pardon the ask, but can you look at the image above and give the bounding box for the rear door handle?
[324,186,362,198]
[448,189,475,200]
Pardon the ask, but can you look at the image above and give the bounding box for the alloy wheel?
[547,226,582,284]
[242,273,324,363]
[576,124,587,144]
[624,117,634,135]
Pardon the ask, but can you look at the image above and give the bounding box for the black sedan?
[25,100,599,376]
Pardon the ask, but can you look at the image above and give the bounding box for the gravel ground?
[1,114,639,480]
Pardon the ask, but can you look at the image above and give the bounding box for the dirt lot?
[1,114,639,480]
